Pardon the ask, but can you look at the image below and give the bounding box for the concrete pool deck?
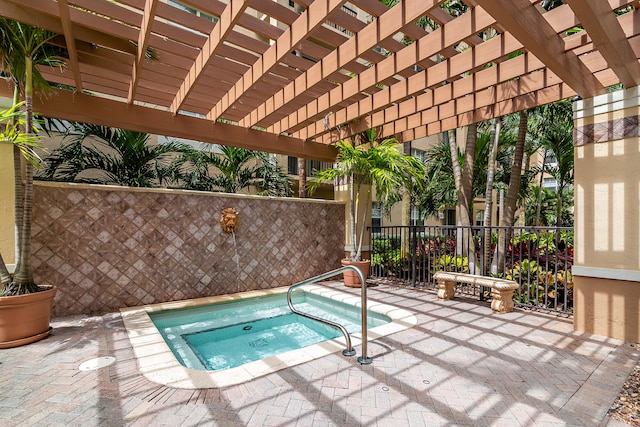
[1,282,638,426]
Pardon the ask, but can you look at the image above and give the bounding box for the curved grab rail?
[287,265,371,364]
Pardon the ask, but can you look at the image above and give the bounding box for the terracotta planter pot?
[340,259,370,288]
[0,286,57,348]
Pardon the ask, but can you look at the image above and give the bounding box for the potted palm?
[0,19,63,347]
[309,131,425,286]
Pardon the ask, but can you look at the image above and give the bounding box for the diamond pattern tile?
[574,114,640,146]
[31,183,345,316]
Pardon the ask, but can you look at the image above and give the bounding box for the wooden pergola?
[1,0,639,161]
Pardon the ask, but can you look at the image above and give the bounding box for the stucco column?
[334,177,372,261]
[0,141,15,268]
[573,87,640,342]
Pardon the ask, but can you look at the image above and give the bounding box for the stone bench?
[433,271,519,314]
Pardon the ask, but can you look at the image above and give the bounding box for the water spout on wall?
[220,208,241,292]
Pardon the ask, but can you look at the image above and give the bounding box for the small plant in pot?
[0,19,63,347]
[309,129,426,287]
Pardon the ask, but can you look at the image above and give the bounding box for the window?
[543,177,558,193]
[411,148,426,164]
[288,157,332,176]
[342,6,357,17]
[168,0,217,23]
[476,211,484,226]
[544,149,558,167]
[443,209,456,225]
[287,156,298,175]
[411,206,422,226]
[372,202,382,228]
[307,159,324,175]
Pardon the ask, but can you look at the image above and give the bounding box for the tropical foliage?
[175,145,292,197]
[39,123,292,196]
[371,226,574,312]
[310,135,426,261]
[0,19,62,295]
[39,123,192,188]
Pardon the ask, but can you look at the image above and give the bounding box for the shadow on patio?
[1,283,638,426]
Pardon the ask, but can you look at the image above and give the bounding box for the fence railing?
[369,225,574,315]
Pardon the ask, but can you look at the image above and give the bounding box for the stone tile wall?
[30,182,345,316]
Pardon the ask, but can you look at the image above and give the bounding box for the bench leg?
[437,279,455,300]
[491,289,515,314]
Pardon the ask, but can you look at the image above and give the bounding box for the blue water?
[150,292,390,371]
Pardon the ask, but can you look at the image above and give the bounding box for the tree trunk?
[448,125,478,273]
[12,85,23,276]
[535,150,547,225]
[401,140,412,258]
[492,111,527,274]
[298,157,307,198]
[0,252,11,288]
[13,55,36,291]
[556,185,563,227]
[348,176,357,261]
[483,118,500,274]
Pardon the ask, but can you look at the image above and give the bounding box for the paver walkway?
[1,283,638,426]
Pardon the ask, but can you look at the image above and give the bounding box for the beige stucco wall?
[0,142,14,266]
[573,87,640,342]
[574,138,640,270]
[574,276,640,343]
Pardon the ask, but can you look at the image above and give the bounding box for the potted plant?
[0,19,63,347]
[309,130,425,286]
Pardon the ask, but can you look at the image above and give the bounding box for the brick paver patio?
[1,283,638,426]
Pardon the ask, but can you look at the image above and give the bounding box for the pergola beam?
[207,0,349,122]
[128,0,158,103]
[564,0,640,89]
[313,50,550,143]
[1,0,639,158]
[279,6,498,137]
[56,0,82,93]
[170,0,249,114]
[241,0,445,128]
[0,83,336,161]
[476,0,606,98]
[312,26,633,143]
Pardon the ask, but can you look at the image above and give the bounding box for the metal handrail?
[287,265,372,364]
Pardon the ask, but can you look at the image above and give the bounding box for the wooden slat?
[565,0,640,88]
[170,0,249,113]
[207,0,349,122]
[56,0,82,92]
[274,6,497,136]
[476,0,605,98]
[242,0,444,128]
[128,0,158,103]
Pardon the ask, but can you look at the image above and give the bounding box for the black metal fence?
[369,225,574,315]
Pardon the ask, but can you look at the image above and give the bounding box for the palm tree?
[491,111,528,274]
[38,123,192,188]
[178,145,292,197]
[0,19,62,295]
[310,136,426,262]
[526,100,574,226]
[482,117,501,272]
[541,125,574,227]
[525,186,557,226]
[414,138,457,219]
[0,104,40,292]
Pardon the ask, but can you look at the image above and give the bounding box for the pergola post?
[573,86,640,342]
